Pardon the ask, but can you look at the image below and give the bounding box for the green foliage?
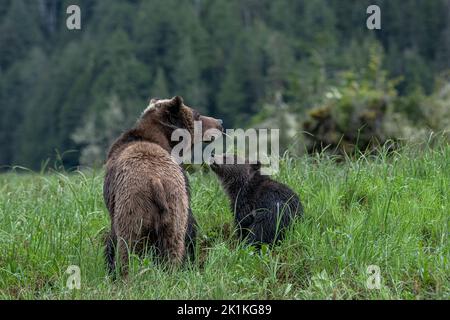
[302,46,396,154]
[301,45,450,155]
[0,0,43,70]
[422,76,450,134]
[0,0,450,169]
[71,95,135,167]
[0,142,448,299]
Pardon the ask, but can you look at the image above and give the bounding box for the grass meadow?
[0,141,448,299]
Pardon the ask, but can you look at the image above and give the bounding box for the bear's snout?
[200,115,223,133]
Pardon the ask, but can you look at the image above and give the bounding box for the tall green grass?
[0,142,448,299]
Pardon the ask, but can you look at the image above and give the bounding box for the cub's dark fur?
[210,155,303,246]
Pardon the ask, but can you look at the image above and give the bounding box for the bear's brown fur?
[104,96,222,275]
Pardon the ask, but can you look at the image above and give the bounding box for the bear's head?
[136,96,223,151]
[209,154,261,186]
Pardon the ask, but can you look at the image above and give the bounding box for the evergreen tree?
[173,36,208,110]
[0,0,449,168]
[0,0,43,71]
[150,67,170,99]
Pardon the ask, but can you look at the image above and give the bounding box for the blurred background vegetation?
[0,0,449,170]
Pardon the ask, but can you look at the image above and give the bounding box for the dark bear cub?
[209,154,303,246]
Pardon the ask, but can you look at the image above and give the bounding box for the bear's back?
[117,141,179,172]
[254,178,302,216]
[104,140,188,220]
[115,141,186,192]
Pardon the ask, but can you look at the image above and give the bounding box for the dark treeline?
[0,0,449,169]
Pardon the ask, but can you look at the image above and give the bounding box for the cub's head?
[209,154,261,185]
[138,96,223,149]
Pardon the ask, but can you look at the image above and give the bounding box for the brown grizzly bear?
[104,96,223,275]
[209,154,303,247]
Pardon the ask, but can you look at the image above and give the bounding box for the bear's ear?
[251,161,261,172]
[149,98,160,105]
[168,96,184,113]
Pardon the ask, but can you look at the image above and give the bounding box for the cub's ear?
[168,96,184,113]
[251,161,261,172]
